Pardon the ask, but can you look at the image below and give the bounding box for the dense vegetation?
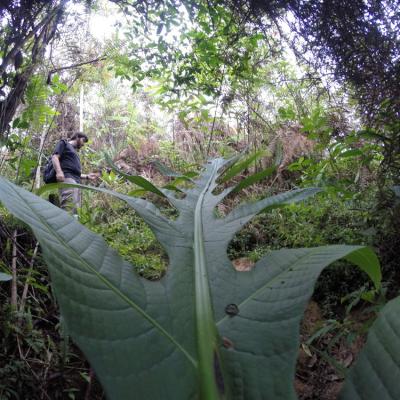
[0,1,399,399]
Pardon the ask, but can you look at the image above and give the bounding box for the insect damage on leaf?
[222,337,234,349]
[225,303,239,316]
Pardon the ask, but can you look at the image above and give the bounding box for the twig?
[1,223,35,266]
[16,333,24,359]
[206,64,226,156]
[19,241,39,313]
[84,368,95,400]
[47,56,107,81]
[206,96,221,157]
[11,228,18,310]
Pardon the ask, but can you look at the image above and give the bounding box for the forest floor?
[295,301,368,400]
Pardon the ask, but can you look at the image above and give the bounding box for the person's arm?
[51,154,65,182]
[81,172,97,181]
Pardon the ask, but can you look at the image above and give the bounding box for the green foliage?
[0,157,383,399]
[220,150,265,182]
[228,194,369,257]
[0,308,97,399]
[0,239,96,400]
[0,1,65,138]
[287,129,382,198]
[18,74,64,131]
[80,196,167,280]
[227,191,386,316]
[0,132,36,183]
[0,2,398,398]
[112,0,279,132]
[158,140,200,172]
[370,101,400,183]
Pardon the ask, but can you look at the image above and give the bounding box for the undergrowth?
[227,191,380,316]
[0,175,398,399]
[0,215,103,399]
[79,190,168,280]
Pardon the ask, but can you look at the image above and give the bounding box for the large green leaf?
[0,157,381,399]
[340,296,400,400]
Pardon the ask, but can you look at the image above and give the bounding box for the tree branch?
[47,56,107,80]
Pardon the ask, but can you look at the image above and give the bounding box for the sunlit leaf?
[0,272,12,281]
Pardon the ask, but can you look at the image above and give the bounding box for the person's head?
[69,132,88,149]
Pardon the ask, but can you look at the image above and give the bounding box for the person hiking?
[51,132,96,215]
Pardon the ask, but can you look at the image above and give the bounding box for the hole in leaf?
[211,180,231,196]
[231,258,255,272]
[227,217,268,271]
[80,192,168,280]
[144,192,180,220]
[214,185,274,220]
[225,304,239,316]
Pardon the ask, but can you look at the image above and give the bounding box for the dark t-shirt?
[53,140,81,182]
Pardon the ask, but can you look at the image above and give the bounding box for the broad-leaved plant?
[0,157,398,400]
